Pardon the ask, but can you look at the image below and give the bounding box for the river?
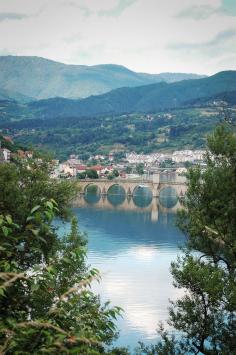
[56,186,186,351]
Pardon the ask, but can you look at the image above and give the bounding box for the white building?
[172,150,206,163]
[0,148,11,162]
[59,162,77,177]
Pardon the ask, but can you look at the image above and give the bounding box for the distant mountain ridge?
[29,70,236,119]
[0,56,206,100]
[0,88,33,103]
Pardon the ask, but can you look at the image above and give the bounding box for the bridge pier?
[101,186,107,195]
[152,183,160,198]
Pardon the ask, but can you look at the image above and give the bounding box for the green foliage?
[136,163,144,175]
[86,169,99,179]
[107,173,114,180]
[2,105,228,160]
[77,171,87,179]
[0,158,77,223]
[112,169,119,178]
[125,166,132,174]
[0,157,127,354]
[139,124,236,354]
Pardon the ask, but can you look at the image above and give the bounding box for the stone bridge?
[78,174,187,198]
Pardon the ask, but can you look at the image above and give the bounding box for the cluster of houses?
[0,134,206,180]
[126,150,206,165]
[50,157,126,179]
[126,152,172,165]
[0,147,33,163]
[172,150,205,163]
[0,135,33,163]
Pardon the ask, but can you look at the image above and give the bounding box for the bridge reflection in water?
[73,185,182,222]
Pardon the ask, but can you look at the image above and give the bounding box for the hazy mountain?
[0,88,32,103]
[0,56,206,100]
[29,71,236,119]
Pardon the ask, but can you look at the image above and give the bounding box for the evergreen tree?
[137,124,236,354]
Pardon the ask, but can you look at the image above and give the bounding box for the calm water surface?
[56,187,186,351]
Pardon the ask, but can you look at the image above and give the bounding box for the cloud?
[0,0,235,75]
[176,0,236,20]
[176,5,218,20]
[169,28,236,51]
[0,12,28,22]
[99,0,137,17]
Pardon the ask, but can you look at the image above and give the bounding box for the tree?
[138,125,236,354]
[107,173,114,180]
[136,163,144,176]
[125,166,132,174]
[0,157,77,223]
[77,171,87,179]
[0,158,128,354]
[80,152,90,162]
[86,169,99,179]
[112,169,119,178]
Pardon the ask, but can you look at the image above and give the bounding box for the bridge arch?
[83,183,102,204]
[107,183,126,195]
[132,184,153,196]
[159,186,178,209]
[84,183,101,195]
[132,185,153,208]
[107,184,126,206]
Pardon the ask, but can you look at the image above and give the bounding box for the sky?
[0,0,236,74]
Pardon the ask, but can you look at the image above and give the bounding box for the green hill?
[28,71,236,119]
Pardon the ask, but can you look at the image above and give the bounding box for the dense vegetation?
[0,157,128,354]
[1,106,229,160]
[137,124,236,354]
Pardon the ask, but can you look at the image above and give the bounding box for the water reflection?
[75,189,180,222]
[56,189,186,350]
[84,184,100,204]
[159,186,178,209]
[107,184,126,206]
[133,186,153,208]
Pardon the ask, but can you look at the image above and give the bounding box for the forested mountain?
[29,71,236,119]
[1,69,236,159]
[0,56,205,100]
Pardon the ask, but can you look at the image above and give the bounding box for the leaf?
[0,288,6,297]
[30,205,41,214]
[50,198,58,206]
[46,201,53,210]
[44,211,53,220]
[31,229,39,236]
[2,226,9,237]
[5,215,12,225]
[31,283,40,292]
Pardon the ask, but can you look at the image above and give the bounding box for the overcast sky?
[0,0,236,74]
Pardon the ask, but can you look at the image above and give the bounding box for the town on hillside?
[0,135,206,180]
